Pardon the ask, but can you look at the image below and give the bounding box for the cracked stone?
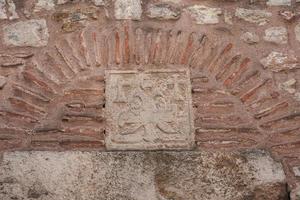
[267,0,291,6]
[295,23,300,42]
[263,26,288,44]
[34,0,55,12]
[260,51,299,72]
[114,0,142,20]
[240,32,260,44]
[3,19,49,47]
[0,75,7,89]
[146,3,181,20]
[186,5,222,24]
[235,8,272,26]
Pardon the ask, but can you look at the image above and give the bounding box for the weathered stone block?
[260,51,299,72]
[235,8,272,25]
[146,3,181,20]
[34,0,55,12]
[105,69,194,150]
[264,26,288,44]
[186,5,222,24]
[240,32,260,44]
[114,0,142,20]
[267,0,291,6]
[0,151,287,200]
[3,19,49,47]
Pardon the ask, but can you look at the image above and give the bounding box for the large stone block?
[105,69,194,150]
[0,151,287,200]
[3,19,49,47]
[114,0,142,20]
[264,26,288,45]
[186,5,222,24]
[235,8,272,25]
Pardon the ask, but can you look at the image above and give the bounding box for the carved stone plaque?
[105,69,194,150]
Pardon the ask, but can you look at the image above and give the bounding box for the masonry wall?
[0,0,300,198]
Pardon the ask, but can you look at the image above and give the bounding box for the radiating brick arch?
[1,22,299,155]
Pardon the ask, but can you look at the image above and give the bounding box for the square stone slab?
[105,69,194,150]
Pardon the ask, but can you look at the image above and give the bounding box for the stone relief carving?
[105,69,194,150]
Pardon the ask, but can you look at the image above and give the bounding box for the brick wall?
[0,0,300,192]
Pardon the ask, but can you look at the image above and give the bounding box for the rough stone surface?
[264,26,288,44]
[267,0,291,6]
[105,69,194,150]
[0,75,6,89]
[186,5,222,24]
[295,23,300,42]
[0,151,287,200]
[235,8,272,25]
[240,32,260,44]
[34,0,55,12]
[3,19,49,47]
[146,3,181,20]
[260,51,299,72]
[114,0,142,20]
